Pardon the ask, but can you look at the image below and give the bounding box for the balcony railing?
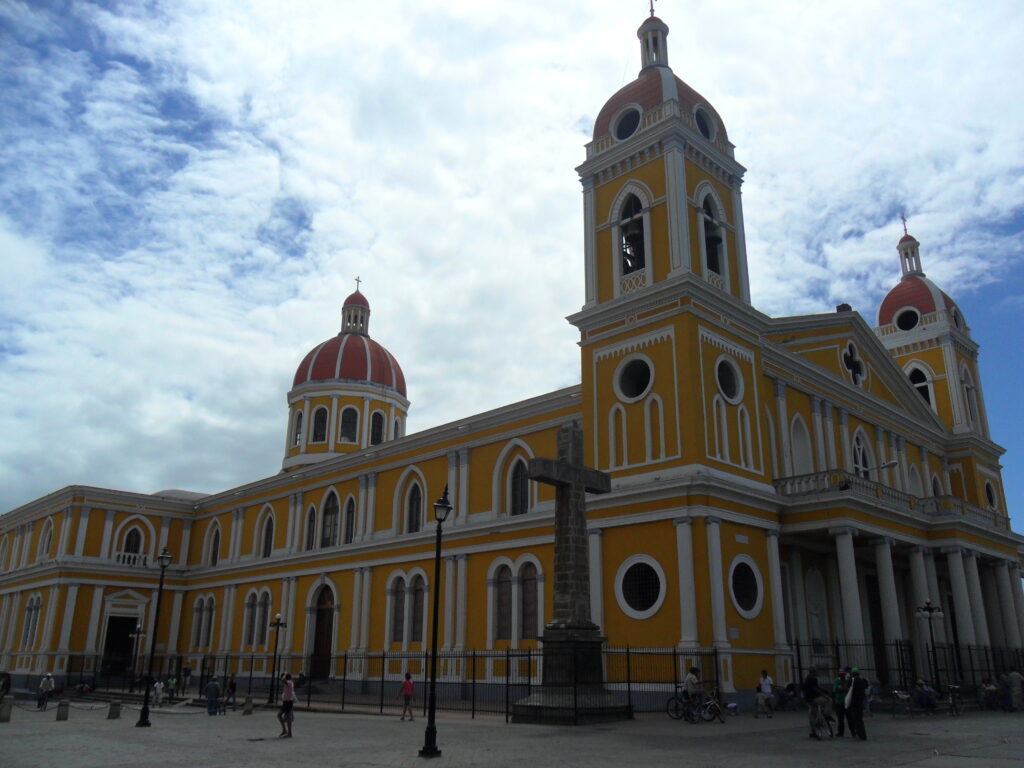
[114,551,149,567]
[774,470,1009,530]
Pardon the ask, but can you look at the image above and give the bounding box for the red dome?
[293,333,406,396]
[344,290,369,308]
[898,234,918,245]
[877,275,957,327]
[593,67,728,142]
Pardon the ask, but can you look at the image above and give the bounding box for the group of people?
[202,673,239,715]
[801,666,870,740]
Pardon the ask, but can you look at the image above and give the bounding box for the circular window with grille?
[614,107,641,141]
[694,106,716,141]
[614,354,654,402]
[715,356,743,403]
[896,309,919,331]
[615,555,666,620]
[728,554,763,619]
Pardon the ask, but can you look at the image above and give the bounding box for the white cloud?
[0,0,1022,531]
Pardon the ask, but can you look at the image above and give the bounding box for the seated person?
[912,680,937,710]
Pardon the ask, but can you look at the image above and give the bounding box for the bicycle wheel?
[666,695,685,720]
[712,702,725,723]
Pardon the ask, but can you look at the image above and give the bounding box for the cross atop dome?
[342,284,371,334]
[896,221,924,278]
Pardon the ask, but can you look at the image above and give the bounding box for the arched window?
[393,418,403,438]
[610,405,626,468]
[520,562,538,640]
[244,593,257,645]
[931,475,943,497]
[907,465,923,497]
[304,507,316,551]
[510,460,529,516]
[961,366,980,429]
[619,194,645,275]
[292,410,303,447]
[261,517,274,558]
[645,396,664,462]
[343,498,356,544]
[21,595,42,648]
[738,405,753,469]
[852,432,873,479]
[203,597,215,648]
[410,575,426,642]
[701,197,724,275]
[0,538,8,572]
[494,566,512,641]
[193,598,206,647]
[209,527,220,566]
[339,407,359,443]
[37,521,53,561]
[124,528,142,554]
[713,396,729,461]
[790,417,813,475]
[909,367,932,406]
[406,485,422,534]
[321,492,340,548]
[257,592,270,645]
[311,407,328,442]
[390,580,406,643]
[370,412,385,445]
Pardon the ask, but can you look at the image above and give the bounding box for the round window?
[896,309,919,331]
[615,555,666,620]
[614,108,641,140]
[716,358,741,402]
[617,356,653,401]
[728,555,763,619]
[695,108,714,140]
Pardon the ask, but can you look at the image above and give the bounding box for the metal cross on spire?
[900,213,908,236]
[649,0,657,16]
[355,275,362,291]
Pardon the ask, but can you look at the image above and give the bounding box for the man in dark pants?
[832,667,852,737]
[846,667,869,740]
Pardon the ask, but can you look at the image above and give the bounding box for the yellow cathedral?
[2,15,1022,705]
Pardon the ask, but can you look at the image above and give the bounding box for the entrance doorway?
[101,616,137,675]
[310,587,335,679]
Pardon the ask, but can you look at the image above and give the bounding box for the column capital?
[940,545,965,556]
[588,528,603,538]
[766,529,780,539]
[811,394,821,408]
[962,548,979,560]
[456,553,468,562]
[828,525,859,538]
[673,516,693,527]
[909,544,930,555]
[705,516,723,526]
[875,536,895,548]
[839,409,849,426]
[774,379,786,398]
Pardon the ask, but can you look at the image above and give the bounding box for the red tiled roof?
[878,275,955,326]
[293,333,406,396]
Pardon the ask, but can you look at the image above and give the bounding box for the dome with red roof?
[877,232,965,332]
[291,291,407,396]
[592,16,728,146]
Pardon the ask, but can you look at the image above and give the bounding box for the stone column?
[874,537,902,643]
[839,409,851,472]
[811,395,827,469]
[923,550,948,643]
[908,547,932,674]
[787,548,809,644]
[766,531,788,649]
[831,527,865,643]
[446,452,459,525]
[99,510,115,559]
[73,507,91,557]
[981,566,1006,649]
[85,587,104,653]
[775,381,792,476]
[443,557,455,648]
[455,554,468,649]
[56,507,73,558]
[822,401,837,469]
[995,561,1023,649]
[944,548,977,646]
[56,584,79,658]
[178,520,192,566]
[165,591,183,654]
[300,396,311,453]
[359,568,372,649]
[674,518,698,647]
[1010,564,1024,647]
[963,551,991,647]
[588,529,604,632]
[706,517,728,647]
[350,569,363,650]
[458,449,470,522]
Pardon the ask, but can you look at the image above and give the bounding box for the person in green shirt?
[831,667,852,737]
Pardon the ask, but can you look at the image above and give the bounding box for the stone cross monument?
[513,421,630,723]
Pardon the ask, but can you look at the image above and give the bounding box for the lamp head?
[433,484,453,523]
[157,548,173,568]
[275,613,282,621]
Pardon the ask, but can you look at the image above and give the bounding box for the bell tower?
[575,14,750,311]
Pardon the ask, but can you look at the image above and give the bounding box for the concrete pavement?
[2,698,1023,768]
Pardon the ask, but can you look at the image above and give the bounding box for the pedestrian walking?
[37,673,55,711]
[226,674,238,710]
[400,673,415,721]
[832,667,852,736]
[167,676,177,701]
[846,667,869,740]
[181,665,192,695]
[802,666,832,740]
[205,676,221,716]
[277,673,295,737]
[153,679,164,707]
[755,669,774,718]
[1008,667,1024,712]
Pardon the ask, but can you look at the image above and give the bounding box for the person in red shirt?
[277,673,295,738]
[400,673,415,721]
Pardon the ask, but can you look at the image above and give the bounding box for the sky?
[1,0,1022,533]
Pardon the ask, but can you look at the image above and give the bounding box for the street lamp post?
[136,548,173,728]
[268,613,287,704]
[419,485,452,759]
[916,600,945,690]
[128,624,145,693]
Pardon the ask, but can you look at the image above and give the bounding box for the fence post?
[505,647,511,724]
[423,650,429,718]
[572,645,579,726]
[625,646,632,712]
[247,654,254,696]
[379,652,386,714]
[341,652,347,712]
[672,646,679,691]
[713,648,721,695]
[471,650,476,720]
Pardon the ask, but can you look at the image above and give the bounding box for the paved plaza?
[2,700,1023,768]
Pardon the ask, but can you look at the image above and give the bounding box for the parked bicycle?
[946,684,961,717]
[666,685,697,723]
[809,697,833,739]
[666,683,724,724]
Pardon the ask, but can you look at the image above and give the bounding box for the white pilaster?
[1009,564,1024,647]
[995,562,1022,649]
[85,586,105,652]
[775,381,792,476]
[730,179,750,302]
[166,590,183,654]
[787,548,809,644]
[981,566,1006,648]
[99,510,115,559]
[963,550,991,646]
[811,396,826,470]
[874,537,902,643]
[73,507,91,557]
[56,507,73,558]
[300,396,311,453]
[588,529,604,632]
[350,569,364,651]
[447,451,459,525]
[944,547,976,646]
[443,557,455,648]
[456,554,468,649]
[839,410,852,472]
[582,175,598,306]
[822,401,837,469]
[664,138,692,277]
[674,518,698,647]
[706,517,728,647]
[359,568,372,649]
[178,520,192,566]
[458,449,470,522]
[766,531,788,649]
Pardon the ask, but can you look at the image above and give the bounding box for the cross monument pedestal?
[511,421,632,725]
